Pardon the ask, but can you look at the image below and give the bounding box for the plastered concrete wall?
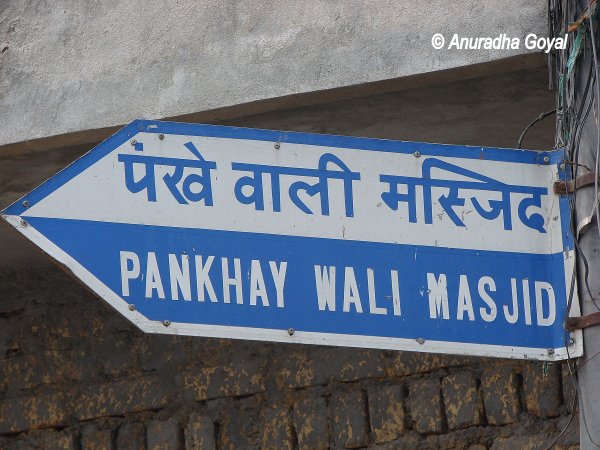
[0,0,547,150]
[0,67,579,449]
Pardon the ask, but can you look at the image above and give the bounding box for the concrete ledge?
[0,53,546,156]
[1,0,547,151]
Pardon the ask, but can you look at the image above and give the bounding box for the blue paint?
[25,216,569,349]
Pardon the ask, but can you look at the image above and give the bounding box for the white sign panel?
[1,120,581,360]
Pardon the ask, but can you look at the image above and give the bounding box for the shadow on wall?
[0,266,580,449]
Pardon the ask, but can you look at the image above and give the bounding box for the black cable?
[517,110,557,149]
[543,392,578,449]
[587,0,600,246]
[557,8,600,448]
[548,4,594,449]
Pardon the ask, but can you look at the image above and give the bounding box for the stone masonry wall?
[0,267,579,449]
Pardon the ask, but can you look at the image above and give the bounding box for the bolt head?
[130,139,137,146]
[158,134,164,140]
[128,304,136,311]
[19,218,27,227]
[417,337,425,344]
[547,348,555,355]
[22,200,29,208]
[274,142,281,149]
[413,151,421,158]
[543,156,550,164]
[569,338,575,346]
[163,320,171,327]
[287,328,294,336]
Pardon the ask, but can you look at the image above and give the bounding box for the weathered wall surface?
[0,67,578,449]
[0,268,579,449]
[0,0,547,150]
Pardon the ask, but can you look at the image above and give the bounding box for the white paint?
[367,268,387,315]
[120,251,139,297]
[195,255,218,302]
[343,267,363,313]
[478,276,497,322]
[535,281,556,326]
[269,261,287,308]
[168,254,192,301]
[390,270,401,316]
[457,274,475,321]
[506,278,520,323]
[23,132,563,255]
[222,257,243,304]
[249,259,269,306]
[523,279,532,325]
[146,252,165,299]
[427,273,449,320]
[315,265,336,311]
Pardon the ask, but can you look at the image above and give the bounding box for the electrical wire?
[587,0,600,245]
[516,110,557,148]
[580,4,600,446]
[543,393,579,450]
[545,1,600,447]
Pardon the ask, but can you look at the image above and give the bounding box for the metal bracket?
[566,312,600,331]
[554,171,599,194]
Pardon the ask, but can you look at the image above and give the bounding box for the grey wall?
[0,0,547,151]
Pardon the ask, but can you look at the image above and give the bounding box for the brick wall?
[0,267,579,449]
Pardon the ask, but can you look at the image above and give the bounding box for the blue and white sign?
[1,120,581,360]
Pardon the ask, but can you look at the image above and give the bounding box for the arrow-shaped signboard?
[1,120,581,360]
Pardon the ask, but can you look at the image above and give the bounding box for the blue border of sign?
[4,119,566,216]
[4,118,574,257]
[0,119,579,360]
